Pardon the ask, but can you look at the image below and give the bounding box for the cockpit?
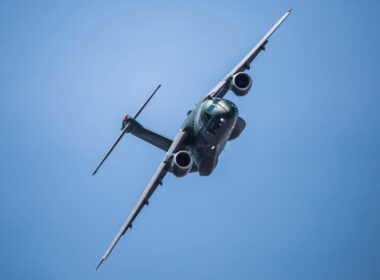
[197,98,238,137]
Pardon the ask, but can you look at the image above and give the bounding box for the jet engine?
[171,150,193,177]
[231,72,252,96]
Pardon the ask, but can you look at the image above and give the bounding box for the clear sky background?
[1,0,379,279]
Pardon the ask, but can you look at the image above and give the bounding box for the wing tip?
[96,258,105,270]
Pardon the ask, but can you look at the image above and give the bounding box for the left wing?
[96,129,188,270]
[206,10,291,99]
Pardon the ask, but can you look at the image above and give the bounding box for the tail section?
[122,117,173,152]
[92,84,161,175]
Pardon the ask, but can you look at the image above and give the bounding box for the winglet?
[96,258,105,270]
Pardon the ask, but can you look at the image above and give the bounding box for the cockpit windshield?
[207,105,216,112]
[198,98,237,136]
[203,111,212,123]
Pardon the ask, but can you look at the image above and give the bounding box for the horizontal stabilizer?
[92,84,161,175]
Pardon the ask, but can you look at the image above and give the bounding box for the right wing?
[206,10,291,99]
[96,129,188,270]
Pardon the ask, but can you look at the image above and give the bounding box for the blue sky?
[1,0,379,279]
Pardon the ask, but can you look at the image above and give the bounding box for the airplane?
[93,10,292,270]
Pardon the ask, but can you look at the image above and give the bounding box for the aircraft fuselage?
[181,97,239,176]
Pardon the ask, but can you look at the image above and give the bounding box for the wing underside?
[96,129,188,269]
[207,10,291,99]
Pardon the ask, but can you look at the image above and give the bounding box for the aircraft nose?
[218,100,238,120]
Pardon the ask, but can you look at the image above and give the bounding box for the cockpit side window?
[207,105,216,113]
[204,111,211,123]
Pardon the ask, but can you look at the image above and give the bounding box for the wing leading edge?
[207,9,291,99]
[96,129,188,270]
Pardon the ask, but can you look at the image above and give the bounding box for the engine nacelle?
[231,72,252,96]
[171,150,193,177]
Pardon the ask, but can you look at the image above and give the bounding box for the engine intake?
[171,150,193,177]
[231,72,252,96]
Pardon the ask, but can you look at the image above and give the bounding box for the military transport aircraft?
[93,10,291,269]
